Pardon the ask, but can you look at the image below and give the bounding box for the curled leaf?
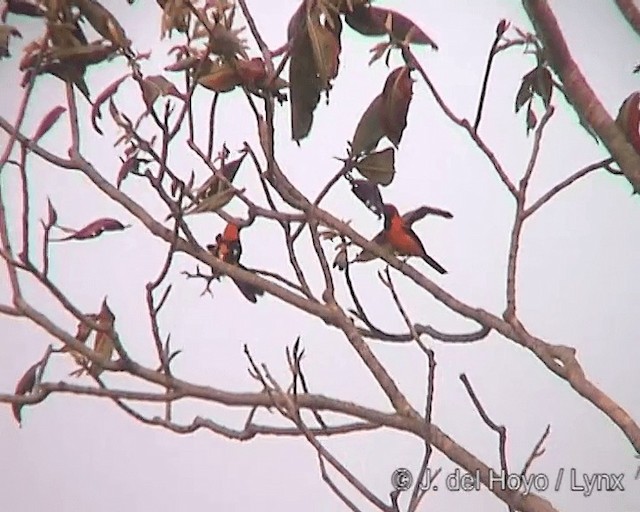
[117,156,149,188]
[52,218,130,241]
[534,67,553,107]
[381,66,413,147]
[332,245,348,270]
[496,19,509,38]
[32,106,66,144]
[91,73,129,135]
[141,74,184,108]
[12,362,39,426]
[46,197,58,225]
[236,57,267,88]
[350,178,384,217]
[355,147,395,186]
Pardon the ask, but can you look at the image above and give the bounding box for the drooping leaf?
[515,68,536,113]
[355,147,395,186]
[32,106,66,144]
[290,26,322,142]
[351,94,385,155]
[344,4,437,49]
[12,362,39,426]
[381,66,413,147]
[616,91,640,154]
[91,73,129,135]
[0,24,21,58]
[52,218,130,241]
[534,66,553,107]
[526,106,537,135]
[349,178,384,217]
[307,10,341,90]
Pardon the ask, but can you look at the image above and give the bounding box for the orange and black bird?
[207,222,264,303]
[352,203,451,274]
[381,203,447,274]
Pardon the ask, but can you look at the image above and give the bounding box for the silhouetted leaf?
[345,4,437,49]
[165,55,201,72]
[91,74,129,135]
[381,66,413,147]
[117,156,150,188]
[32,106,65,144]
[52,218,130,241]
[6,0,45,18]
[496,19,509,38]
[351,94,384,155]
[0,24,21,58]
[350,178,384,217]
[236,57,267,88]
[616,91,640,154]
[515,68,536,113]
[355,147,395,186]
[12,362,39,426]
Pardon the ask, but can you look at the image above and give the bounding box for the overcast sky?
[1,0,639,511]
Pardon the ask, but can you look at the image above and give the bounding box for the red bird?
[207,223,264,303]
[380,203,448,274]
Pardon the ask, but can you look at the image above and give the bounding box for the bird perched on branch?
[354,203,451,275]
[207,222,264,303]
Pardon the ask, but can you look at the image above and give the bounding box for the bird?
[207,222,264,303]
[353,203,451,274]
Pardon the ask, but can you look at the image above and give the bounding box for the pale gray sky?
[1,1,639,511]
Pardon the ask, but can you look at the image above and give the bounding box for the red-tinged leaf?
[91,74,129,135]
[198,65,242,93]
[236,58,267,88]
[165,55,200,72]
[350,178,384,217]
[12,361,39,426]
[616,92,640,154]
[32,106,65,144]
[496,19,509,38]
[345,4,438,49]
[526,107,537,135]
[381,66,413,147]
[141,75,184,109]
[46,197,57,226]
[117,156,149,188]
[351,94,385,155]
[52,218,130,242]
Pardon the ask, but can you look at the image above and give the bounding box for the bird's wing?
[354,231,392,262]
[403,206,453,226]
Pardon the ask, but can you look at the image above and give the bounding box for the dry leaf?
[381,66,413,147]
[355,147,395,186]
[198,63,242,92]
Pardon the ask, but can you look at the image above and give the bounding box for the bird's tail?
[422,253,447,275]
[232,278,264,303]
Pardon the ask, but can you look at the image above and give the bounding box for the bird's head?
[382,203,399,219]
